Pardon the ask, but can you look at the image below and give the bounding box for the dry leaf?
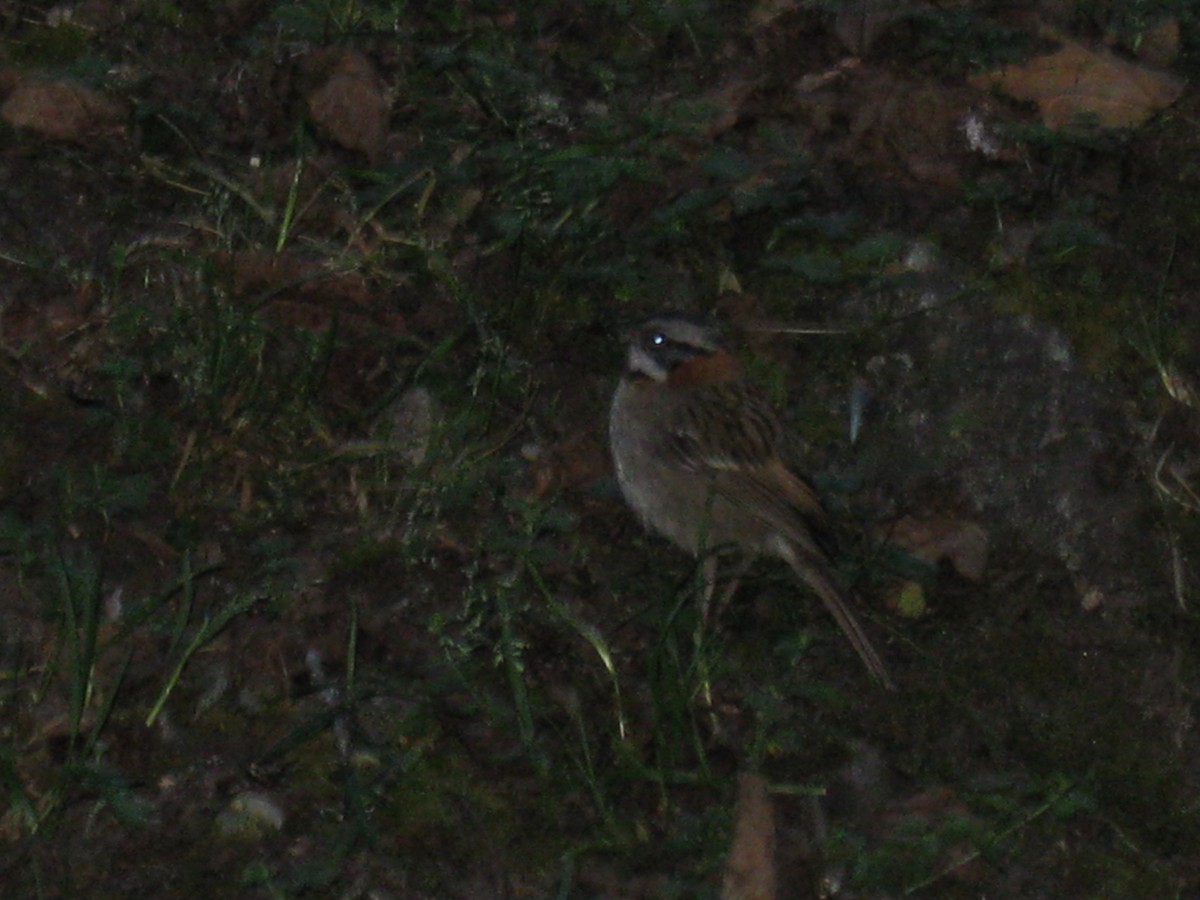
[969,40,1184,130]
[887,514,989,581]
[220,249,372,309]
[825,71,972,189]
[306,49,389,163]
[722,772,776,900]
[1,78,125,142]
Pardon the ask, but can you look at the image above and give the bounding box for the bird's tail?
[775,538,895,690]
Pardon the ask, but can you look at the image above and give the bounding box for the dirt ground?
[2,2,1200,897]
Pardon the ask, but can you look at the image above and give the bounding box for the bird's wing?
[664,381,784,472]
[663,381,833,548]
[663,383,892,688]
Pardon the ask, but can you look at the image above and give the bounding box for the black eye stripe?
[644,331,699,354]
[638,331,716,375]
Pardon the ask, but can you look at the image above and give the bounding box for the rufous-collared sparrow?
[608,311,893,689]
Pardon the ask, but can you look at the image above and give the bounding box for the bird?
[608,311,894,689]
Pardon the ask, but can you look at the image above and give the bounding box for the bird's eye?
[650,332,666,347]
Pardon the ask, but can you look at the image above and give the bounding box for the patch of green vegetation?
[0,546,144,841]
[135,0,185,28]
[7,24,94,68]
[908,7,1039,71]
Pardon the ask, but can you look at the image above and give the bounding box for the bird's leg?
[694,554,727,733]
[708,553,753,624]
[699,554,720,625]
[694,552,756,736]
[697,549,752,626]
